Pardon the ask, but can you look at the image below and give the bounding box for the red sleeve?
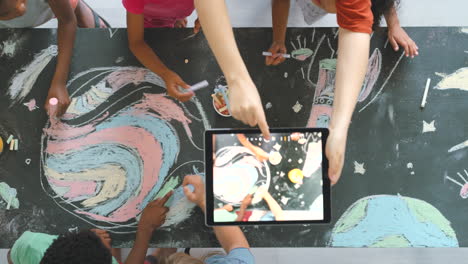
[336,0,373,34]
[122,0,144,14]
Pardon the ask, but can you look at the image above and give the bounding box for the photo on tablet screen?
[210,130,328,224]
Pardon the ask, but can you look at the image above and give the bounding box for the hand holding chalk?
[48,97,59,125]
[263,51,291,59]
[183,175,205,207]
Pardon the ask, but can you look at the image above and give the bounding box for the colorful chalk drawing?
[214,146,271,206]
[434,68,468,91]
[35,66,210,233]
[445,170,468,199]
[329,195,458,247]
[303,33,383,127]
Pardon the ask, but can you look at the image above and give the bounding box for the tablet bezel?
[205,128,331,226]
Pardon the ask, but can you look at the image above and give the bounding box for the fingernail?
[395,48,399,51]
[416,52,419,55]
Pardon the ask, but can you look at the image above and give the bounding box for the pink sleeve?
[122,0,144,14]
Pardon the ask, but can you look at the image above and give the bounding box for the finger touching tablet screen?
[205,128,331,226]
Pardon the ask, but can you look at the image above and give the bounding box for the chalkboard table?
[0,28,467,248]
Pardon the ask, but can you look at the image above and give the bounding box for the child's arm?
[184,175,250,252]
[125,192,172,264]
[126,12,193,102]
[384,6,418,58]
[261,190,284,220]
[45,0,77,117]
[237,134,269,162]
[194,0,270,140]
[266,0,290,66]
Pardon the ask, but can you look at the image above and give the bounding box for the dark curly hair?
[371,0,400,30]
[40,230,112,264]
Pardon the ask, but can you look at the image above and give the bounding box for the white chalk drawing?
[292,101,303,113]
[435,68,468,91]
[108,28,119,38]
[7,45,58,106]
[1,40,16,57]
[407,162,415,175]
[422,120,436,133]
[265,102,273,109]
[448,140,468,153]
[445,170,468,199]
[354,161,366,175]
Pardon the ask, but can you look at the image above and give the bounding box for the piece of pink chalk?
[49,98,58,105]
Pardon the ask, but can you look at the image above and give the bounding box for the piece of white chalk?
[14,139,18,151]
[421,78,431,108]
[6,135,13,144]
[49,97,58,105]
[262,51,291,58]
[9,140,14,151]
[188,80,209,92]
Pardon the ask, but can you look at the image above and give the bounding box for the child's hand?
[194,18,201,34]
[138,191,172,232]
[387,26,418,58]
[265,41,287,66]
[174,18,187,28]
[229,78,270,139]
[45,83,71,117]
[161,70,194,102]
[241,194,253,209]
[183,175,205,208]
[252,146,269,162]
[90,229,112,249]
[325,128,347,185]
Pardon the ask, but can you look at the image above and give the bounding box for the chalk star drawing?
[422,120,436,133]
[353,161,366,175]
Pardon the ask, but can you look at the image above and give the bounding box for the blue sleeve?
[205,248,255,264]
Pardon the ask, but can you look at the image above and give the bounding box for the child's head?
[39,230,113,264]
[0,0,27,21]
[370,0,400,29]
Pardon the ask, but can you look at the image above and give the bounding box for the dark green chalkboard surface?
[0,28,467,248]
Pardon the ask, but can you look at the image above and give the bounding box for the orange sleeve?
[336,0,373,34]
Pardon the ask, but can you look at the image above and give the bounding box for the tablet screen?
[206,128,330,225]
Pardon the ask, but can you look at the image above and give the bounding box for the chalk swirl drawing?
[214,146,271,206]
[434,68,468,91]
[329,195,458,247]
[39,67,209,233]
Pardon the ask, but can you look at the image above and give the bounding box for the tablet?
[205,128,330,226]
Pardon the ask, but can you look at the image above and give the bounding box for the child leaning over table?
[124,0,201,102]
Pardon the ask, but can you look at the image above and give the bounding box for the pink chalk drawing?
[36,67,210,233]
[307,58,336,128]
[445,169,468,199]
[23,98,39,111]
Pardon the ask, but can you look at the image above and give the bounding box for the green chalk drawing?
[0,182,20,209]
[370,235,411,247]
[403,197,457,239]
[333,198,368,234]
[154,177,179,200]
[319,59,337,71]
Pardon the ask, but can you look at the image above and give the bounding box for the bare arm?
[194,0,270,139]
[262,191,284,220]
[326,28,369,184]
[183,175,250,253]
[127,12,192,101]
[46,0,77,116]
[266,0,290,66]
[384,6,418,57]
